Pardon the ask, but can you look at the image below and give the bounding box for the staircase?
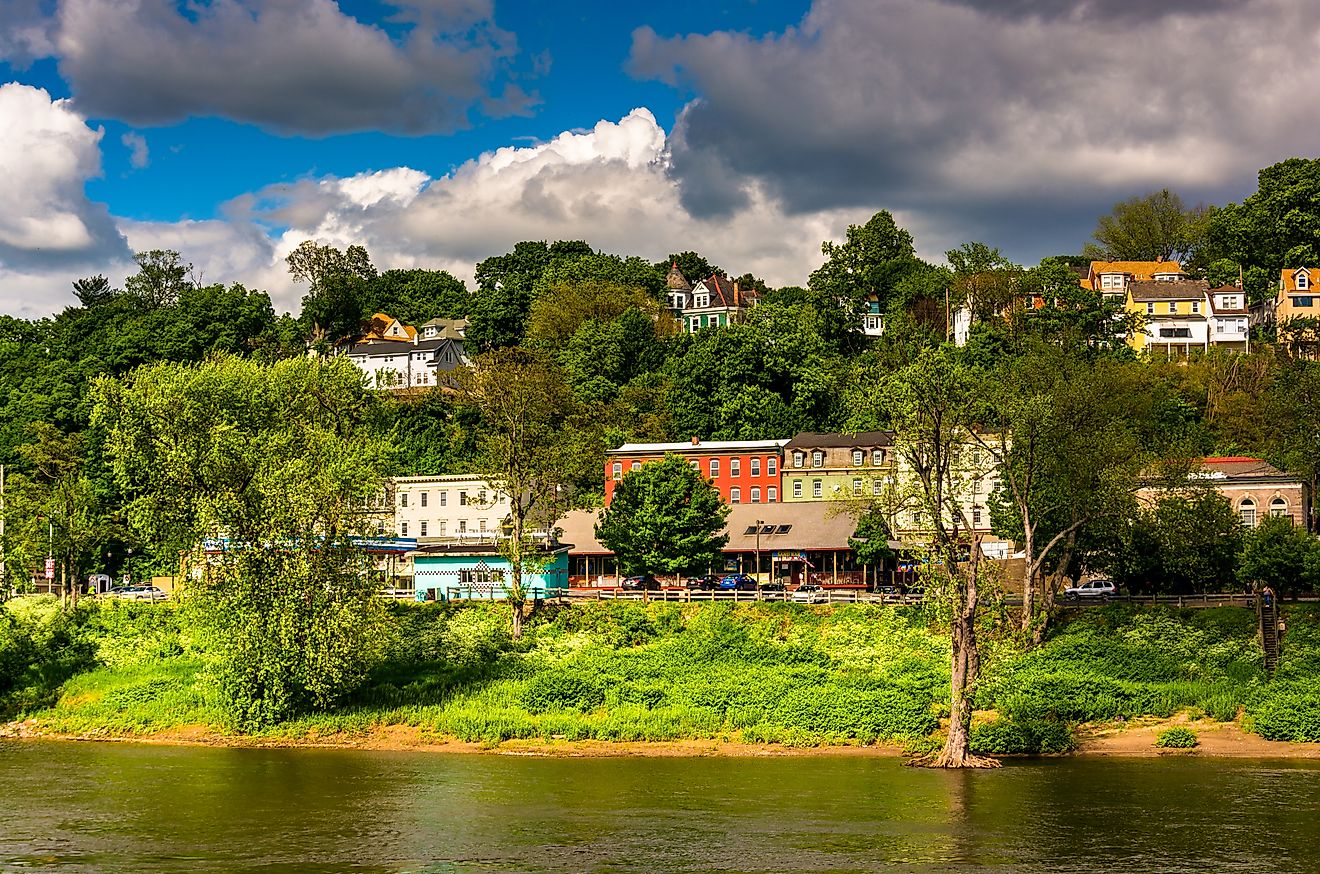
[1260,595,1280,675]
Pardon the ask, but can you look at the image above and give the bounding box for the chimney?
[690,436,699,446]
[734,280,741,308]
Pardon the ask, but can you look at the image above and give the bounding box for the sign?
[44,558,55,580]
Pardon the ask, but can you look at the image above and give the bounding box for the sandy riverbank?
[5,718,1320,759]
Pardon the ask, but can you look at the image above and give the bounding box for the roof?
[1128,279,1208,302]
[359,313,416,343]
[1206,288,1249,315]
[784,431,894,450]
[1090,260,1185,281]
[1279,267,1320,294]
[419,318,468,340]
[1197,457,1296,481]
[693,274,758,309]
[607,439,790,456]
[556,503,861,556]
[666,263,692,291]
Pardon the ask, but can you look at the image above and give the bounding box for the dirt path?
[1076,716,1320,758]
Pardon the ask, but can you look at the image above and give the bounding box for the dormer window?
[1298,271,1310,291]
[1099,274,1121,290]
[694,294,710,308]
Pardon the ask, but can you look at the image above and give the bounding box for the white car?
[107,585,169,602]
[1063,579,1116,600]
[792,584,829,604]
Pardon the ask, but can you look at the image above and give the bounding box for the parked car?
[874,584,903,596]
[108,585,168,602]
[758,581,787,593]
[621,574,660,591]
[1063,579,1116,600]
[791,584,829,604]
[717,574,757,591]
[684,575,719,590]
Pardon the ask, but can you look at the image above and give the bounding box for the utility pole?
[754,518,764,589]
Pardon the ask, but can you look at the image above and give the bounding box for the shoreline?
[5,719,1319,759]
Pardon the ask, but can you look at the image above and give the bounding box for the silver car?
[1063,579,1116,600]
[108,585,169,602]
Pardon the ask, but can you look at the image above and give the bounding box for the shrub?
[971,717,1076,755]
[1154,727,1199,748]
[1245,685,1320,742]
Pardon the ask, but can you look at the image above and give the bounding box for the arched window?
[1239,498,1256,528]
[1270,497,1289,519]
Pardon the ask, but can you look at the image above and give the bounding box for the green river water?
[1,741,1318,873]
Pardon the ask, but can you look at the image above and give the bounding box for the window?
[853,478,863,495]
[1299,272,1311,290]
[695,294,710,308]
[731,488,741,504]
[768,487,778,502]
[912,511,923,527]
[459,520,467,533]
[1239,499,1256,528]
[479,519,487,532]
[440,491,447,507]
[793,480,803,498]
[972,507,983,527]
[420,492,428,508]
[612,463,622,481]
[459,491,468,505]
[1191,300,1200,313]
[689,317,700,332]
[400,522,408,536]
[438,521,446,536]
[751,487,761,503]
[793,451,804,468]
[710,458,720,477]
[872,449,885,466]
[853,449,864,466]
[751,458,761,477]
[631,461,641,471]
[478,490,487,505]
[690,461,700,471]
[1271,497,1289,518]
[1158,327,1192,338]
[400,492,408,508]
[1168,302,1177,314]
[1100,274,1119,290]
[1297,296,1315,308]
[812,451,824,468]
[731,458,741,476]
[768,457,777,476]
[1146,302,1155,315]
[873,480,883,496]
[420,521,428,537]
[812,480,823,498]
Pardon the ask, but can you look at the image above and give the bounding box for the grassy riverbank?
[3,597,1319,753]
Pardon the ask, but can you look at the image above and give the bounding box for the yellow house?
[1275,268,1320,322]
[1125,279,1210,356]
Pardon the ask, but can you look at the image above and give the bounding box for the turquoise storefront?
[410,543,570,601]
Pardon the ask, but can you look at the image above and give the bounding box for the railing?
[557,588,925,605]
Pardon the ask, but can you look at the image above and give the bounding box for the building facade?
[411,543,569,601]
[1138,457,1310,531]
[393,475,511,541]
[664,264,760,333]
[782,432,895,503]
[604,439,789,506]
[339,313,470,389]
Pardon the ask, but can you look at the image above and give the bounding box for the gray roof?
[607,439,790,455]
[1129,279,1209,302]
[785,431,893,450]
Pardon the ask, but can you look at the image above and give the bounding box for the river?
[1,741,1318,872]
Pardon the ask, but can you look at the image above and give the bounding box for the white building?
[393,475,510,541]
[339,314,470,389]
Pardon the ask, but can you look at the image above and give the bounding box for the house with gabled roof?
[1125,279,1210,356]
[1085,260,1187,299]
[338,312,470,389]
[664,264,759,333]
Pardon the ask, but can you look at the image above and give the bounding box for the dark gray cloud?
[631,0,1313,262]
[40,0,533,136]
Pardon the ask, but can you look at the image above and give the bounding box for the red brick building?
[604,438,789,506]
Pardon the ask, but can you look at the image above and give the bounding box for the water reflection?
[1,742,1318,873]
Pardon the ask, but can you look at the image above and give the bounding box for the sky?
[0,0,1315,318]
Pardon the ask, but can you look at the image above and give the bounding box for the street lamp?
[754,519,764,590]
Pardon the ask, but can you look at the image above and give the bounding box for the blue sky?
[0,0,1313,317]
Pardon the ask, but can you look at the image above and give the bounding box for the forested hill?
[5,159,1320,587]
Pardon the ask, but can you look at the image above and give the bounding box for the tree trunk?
[1020,511,1035,635]
[920,538,999,769]
[511,600,524,640]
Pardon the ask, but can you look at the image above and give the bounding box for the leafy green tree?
[655,251,722,283]
[287,240,377,342]
[1204,158,1320,301]
[527,280,672,347]
[859,346,995,768]
[467,240,593,349]
[595,454,729,582]
[92,355,392,728]
[72,275,115,308]
[1239,515,1319,597]
[454,349,579,637]
[124,249,193,309]
[368,269,469,324]
[810,211,924,327]
[1085,188,1207,263]
[848,507,896,572]
[1110,491,1242,595]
